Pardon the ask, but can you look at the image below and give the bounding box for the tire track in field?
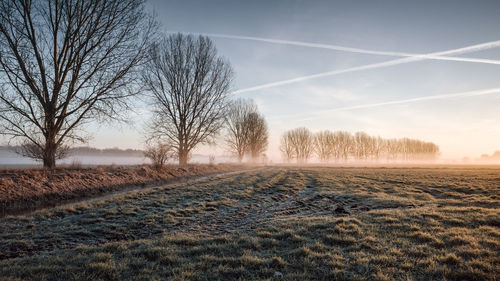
[180,168,410,235]
[176,168,290,234]
[181,169,348,234]
[0,168,270,260]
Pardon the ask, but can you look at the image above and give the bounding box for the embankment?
[0,164,243,217]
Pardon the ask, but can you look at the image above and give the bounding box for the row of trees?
[144,96,269,167]
[0,0,270,168]
[142,34,269,166]
[280,128,440,163]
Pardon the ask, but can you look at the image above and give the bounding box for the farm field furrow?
[0,167,499,280]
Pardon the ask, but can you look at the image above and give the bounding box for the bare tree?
[292,128,314,164]
[327,131,439,162]
[224,98,256,162]
[334,131,353,161]
[280,132,294,163]
[144,141,175,169]
[353,132,371,160]
[0,0,154,168]
[14,140,69,162]
[314,130,334,162]
[143,34,233,165]
[282,127,314,164]
[246,112,268,162]
[225,98,268,163]
[372,136,385,161]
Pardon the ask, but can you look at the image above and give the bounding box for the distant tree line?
[0,146,144,157]
[69,147,144,157]
[280,128,439,163]
[479,151,500,162]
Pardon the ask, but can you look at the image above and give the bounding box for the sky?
[76,0,500,161]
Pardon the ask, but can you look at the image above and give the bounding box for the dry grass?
[0,167,498,280]
[0,164,242,217]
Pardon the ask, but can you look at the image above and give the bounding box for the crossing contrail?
[285,87,500,121]
[181,32,500,66]
[166,32,500,95]
[231,40,500,94]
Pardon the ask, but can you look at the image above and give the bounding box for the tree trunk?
[178,149,189,166]
[43,138,57,169]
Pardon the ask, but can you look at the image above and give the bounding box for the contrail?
[167,32,500,95]
[288,87,500,121]
[231,40,500,94]
[168,31,500,66]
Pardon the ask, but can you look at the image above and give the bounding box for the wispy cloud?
[269,85,360,105]
[290,87,500,121]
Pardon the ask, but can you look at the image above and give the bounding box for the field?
[0,164,240,217]
[0,166,499,280]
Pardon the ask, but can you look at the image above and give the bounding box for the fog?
[2,148,498,169]
[0,148,238,168]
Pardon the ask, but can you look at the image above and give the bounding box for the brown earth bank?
[0,164,245,217]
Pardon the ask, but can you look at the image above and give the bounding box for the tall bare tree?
[282,127,314,164]
[143,34,234,165]
[224,98,256,162]
[279,132,294,163]
[353,132,371,160]
[0,0,154,168]
[246,111,268,162]
[314,130,334,162]
[291,127,314,164]
[334,131,353,161]
[372,136,385,161]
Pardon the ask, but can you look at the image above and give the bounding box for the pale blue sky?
[83,0,500,160]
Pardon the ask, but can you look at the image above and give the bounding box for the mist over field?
[2,145,499,168]
[0,146,235,167]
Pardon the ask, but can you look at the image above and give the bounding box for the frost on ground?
[0,167,499,280]
[0,164,241,217]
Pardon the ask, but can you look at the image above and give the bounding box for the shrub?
[144,142,175,169]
